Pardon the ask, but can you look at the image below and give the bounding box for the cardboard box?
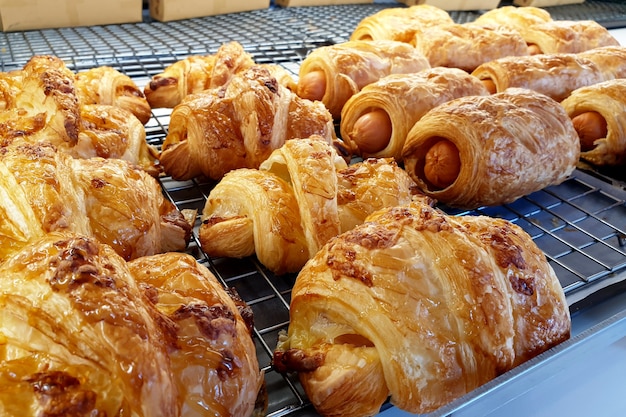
[0,0,142,32]
[149,0,270,22]
[397,0,500,11]
[276,0,373,7]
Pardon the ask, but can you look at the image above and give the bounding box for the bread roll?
[561,79,626,166]
[402,88,580,209]
[297,40,430,119]
[273,203,570,416]
[339,67,490,160]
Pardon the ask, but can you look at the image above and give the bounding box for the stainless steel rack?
[2,2,626,416]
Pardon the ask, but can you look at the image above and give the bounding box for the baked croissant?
[520,20,619,54]
[198,137,429,274]
[471,52,607,101]
[401,88,580,209]
[273,203,571,417]
[339,67,490,161]
[412,23,528,72]
[74,65,152,124]
[143,41,256,108]
[561,78,626,166]
[160,65,336,181]
[0,142,193,263]
[296,40,430,119]
[0,232,264,417]
[578,46,626,80]
[349,4,453,43]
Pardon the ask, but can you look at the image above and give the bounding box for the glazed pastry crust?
[298,40,430,118]
[522,20,619,54]
[578,46,626,80]
[474,5,552,44]
[350,4,453,43]
[561,79,626,166]
[340,67,490,160]
[413,23,528,72]
[402,88,580,209]
[274,203,570,416]
[160,65,335,180]
[471,53,606,101]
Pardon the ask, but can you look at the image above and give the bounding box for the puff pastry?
[402,88,580,209]
[413,23,528,72]
[521,20,619,54]
[198,137,428,274]
[160,65,336,181]
[350,4,453,43]
[0,232,264,417]
[74,65,152,124]
[297,40,430,119]
[0,142,193,263]
[578,45,626,80]
[561,79,626,166]
[471,52,606,101]
[273,203,571,417]
[339,67,490,161]
[474,5,552,51]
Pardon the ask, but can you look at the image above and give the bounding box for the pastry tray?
[1,2,626,416]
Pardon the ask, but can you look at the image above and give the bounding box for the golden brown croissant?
[160,65,336,181]
[412,23,528,72]
[350,4,453,43]
[296,40,430,119]
[471,52,607,101]
[74,65,152,124]
[0,142,192,263]
[561,79,626,166]
[273,203,571,417]
[198,137,428,274]
[339,67,489,161]
[577,45,626,80]
[520,20,619,54]
[0,232,263,417]
[402,88,580,209]
[143,41,256,108]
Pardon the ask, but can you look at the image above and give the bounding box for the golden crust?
[274,203,570,416]
[402,88,580,209]
[523,20,619,54]
[578,45,626,80]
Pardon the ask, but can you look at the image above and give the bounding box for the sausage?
[571,111,607,151]
[480,78,497,94]
[423,139,461,189]
[527,44,542,55]
[297,70,326,101]
[349,109,393,154]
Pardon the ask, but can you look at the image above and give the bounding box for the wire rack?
[2,2,626,416]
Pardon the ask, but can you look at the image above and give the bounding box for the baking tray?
[1,2,626,416]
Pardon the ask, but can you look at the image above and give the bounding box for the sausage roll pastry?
[74,65,152,124]
[143,41,256,108]
[339,67,490,161]
[578,46,626,80]
[521,20,619,54]
[199,137,426,274]
[413,23,528,72]
[471,53,606,101]
[160,65,335,181]
[297,40,430,119]
[561,79,626,166]
[0,142,193,263]
[273,203,571,417]
[350,4,453,43]
[0,232,264,417]
[402,88,580,209]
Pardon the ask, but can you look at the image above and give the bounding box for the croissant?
[561,79,626,166]
[339,67,489,161]
[296,40,430,119]
[0,142,193,263]
[198,137,429,275]
[401,88,580,209]
[74,65,152,124]
[143,41,256,108]
[0,232,264,417]
[578,46,626,80]
[471,52,606,101]
[349,4,453,43]
[273,203,571,417]
[412,23,528,72]
[160,65,336,181]
[520,20,619,54]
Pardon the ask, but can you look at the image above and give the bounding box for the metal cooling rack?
[1,2,626,416]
